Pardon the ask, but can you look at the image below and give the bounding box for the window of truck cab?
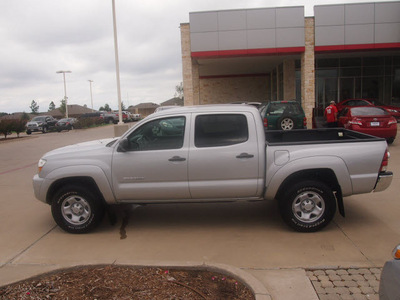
[194,114,248,148]
[125,116,185,151]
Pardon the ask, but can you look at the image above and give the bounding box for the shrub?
[0,120,14,139]
[74,117,104,129]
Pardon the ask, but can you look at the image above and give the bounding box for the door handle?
[236,153,254,159]
[168,156,186,162]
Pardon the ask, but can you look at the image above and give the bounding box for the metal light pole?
[88,80,94,110]
[56,70,71,118]
[112,0,123,124]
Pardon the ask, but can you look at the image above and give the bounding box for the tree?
[59,99,66,117]
[48,101,56,111]
[175,82,184,99]
[30,100,39,114]
[99,103,111,112]
[13,119,26,137]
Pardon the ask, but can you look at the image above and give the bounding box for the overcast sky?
[0,0,395,114]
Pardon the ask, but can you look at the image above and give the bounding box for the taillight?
[263,117,268,127]
[303,117,307,127]
[388,118,397,126]
[349,118,362,126]
[380,150,390,172]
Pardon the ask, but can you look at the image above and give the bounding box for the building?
[180,1,400,126]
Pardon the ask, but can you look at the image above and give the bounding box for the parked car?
[336,99,373,112]
[26,115,58,134]
[379,244,400,300]
[337,98,400,121]
[368,99,400,122]
[337,106,397,144]
[55,118,77,132]
[33,105,392,233]
[260,101,307,130]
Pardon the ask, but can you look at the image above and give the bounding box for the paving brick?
[350,274,365,281]
[349,269,362,275]
[344,280,358,287]
[349,287,362,294]
[358,268,371,275]
[360,286,374,295]
[329,274,341,281]
[314,270,326,276]
[318,275,330,282]
[370,268,381,275]
[321,280,334,288]
[332,280,346,287]
[337,269,349,275]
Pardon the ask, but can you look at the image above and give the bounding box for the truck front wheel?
[279,180,336,232]
[51,185,105,234]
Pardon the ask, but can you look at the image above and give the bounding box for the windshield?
[351,107,389,116]
[32,116,46,122]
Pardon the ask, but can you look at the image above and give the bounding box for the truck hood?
[43,138,118,158]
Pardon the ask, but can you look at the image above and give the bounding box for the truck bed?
[265,128,384,145]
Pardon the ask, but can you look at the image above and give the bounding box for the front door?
[112,115,190,201]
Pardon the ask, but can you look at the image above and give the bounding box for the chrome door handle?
[236,153,254,159]
[169,156,186,162]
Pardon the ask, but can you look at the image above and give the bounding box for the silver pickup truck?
[33,105,393,233]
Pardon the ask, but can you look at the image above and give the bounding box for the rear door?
[188,112,260,199]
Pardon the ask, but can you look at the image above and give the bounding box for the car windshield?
[32,116,46,122]
[351,107,389,116]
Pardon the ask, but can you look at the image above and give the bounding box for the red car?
[338,106,397,144]
[337,98,400,121]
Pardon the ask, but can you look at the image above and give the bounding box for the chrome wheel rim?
[292,191,325,223]
[61,195,91,225]
[281,118,294,130]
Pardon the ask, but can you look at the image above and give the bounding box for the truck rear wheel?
[51,185,105,234]
[279,180,336,232]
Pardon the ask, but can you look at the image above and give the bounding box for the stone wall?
[301,17,315,128]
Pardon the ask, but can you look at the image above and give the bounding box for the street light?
[88,80,94,110]
[111,0,123,124]
[56,70,71,118]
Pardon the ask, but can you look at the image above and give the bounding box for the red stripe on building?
[199,73,269,79]
[192,46,305,58]
[315,42,400,53]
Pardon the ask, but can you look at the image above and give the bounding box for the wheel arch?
[274,168,345,217]
[46,177,106,205]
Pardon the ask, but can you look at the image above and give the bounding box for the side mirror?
[117,139,129,152]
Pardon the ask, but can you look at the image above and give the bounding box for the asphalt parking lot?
[0,125,399,299]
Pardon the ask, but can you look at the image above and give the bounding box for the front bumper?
[374,171,393,192]
[33,174,50,203]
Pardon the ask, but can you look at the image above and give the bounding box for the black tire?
[51,185,105,234]
[26,130,31,135]
[278,116,294,130]
[387,137,395,145]
[278,180,336,232]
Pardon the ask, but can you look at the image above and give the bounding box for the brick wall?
[199,76,269,104]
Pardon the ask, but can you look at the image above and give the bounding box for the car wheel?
[279,117,294,130]
[279,180,336,232]
[26,130,31,135]
[51,185,105,234]
[42,126,48,133]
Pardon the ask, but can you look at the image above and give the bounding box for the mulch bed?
[0,265,255,299]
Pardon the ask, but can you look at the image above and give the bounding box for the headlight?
[38,159,47,173]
